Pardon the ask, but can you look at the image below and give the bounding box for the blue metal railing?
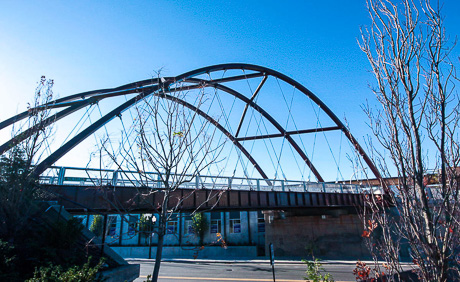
[39,166,383,194]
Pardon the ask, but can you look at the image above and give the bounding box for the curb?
[126,258,393,265]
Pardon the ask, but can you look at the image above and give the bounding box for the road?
[128,260,360,282]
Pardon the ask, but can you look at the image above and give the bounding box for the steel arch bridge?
[0,63,382,186]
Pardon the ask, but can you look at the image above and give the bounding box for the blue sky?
[0,0,459,180]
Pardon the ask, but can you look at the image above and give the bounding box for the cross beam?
[236,126,341,142]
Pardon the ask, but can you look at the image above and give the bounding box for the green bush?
[139,214,154,233]
[90,215,104,237]
[0,240,18,280]
[303,258,334,282]
[191,213,207,246]
[27,257,105,282]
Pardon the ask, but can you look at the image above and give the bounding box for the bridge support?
[264,210,368,259]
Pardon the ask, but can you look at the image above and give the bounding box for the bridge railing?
[39,166,382,194]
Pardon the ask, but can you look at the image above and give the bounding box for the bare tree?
[358,0,459,280]
[99,77,226,282]
[0,76,55,240]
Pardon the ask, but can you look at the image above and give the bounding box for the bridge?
[40,166,380,214]
[1,64,382,177]
[1,63,386,259]
[1,63,386,213]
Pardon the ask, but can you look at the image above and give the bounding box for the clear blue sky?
[0,0,459,180]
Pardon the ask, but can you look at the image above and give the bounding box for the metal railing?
[39,166,383,194]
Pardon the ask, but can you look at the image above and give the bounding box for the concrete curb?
[126,258,408,265]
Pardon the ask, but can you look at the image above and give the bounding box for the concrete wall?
[265,213,368,259]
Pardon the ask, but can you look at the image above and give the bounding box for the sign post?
[269,243,276,282]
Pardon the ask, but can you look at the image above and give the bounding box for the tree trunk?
[152,232,164,282]
[153,192,169,282]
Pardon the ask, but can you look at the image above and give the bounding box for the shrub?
[27,257,105,282]
[90,215,104,237]
[303,258,334,282]
[191,213,208,246]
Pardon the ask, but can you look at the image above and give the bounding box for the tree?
[191,212,208,246]
[358,0,459,280]
[0,76,54,241]
[90,215,104,237]
[100,77,225,282]
[0,77,106,280]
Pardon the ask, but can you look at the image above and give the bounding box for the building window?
[257,211,265,233]
[128,215,138,236]
[184,214,194,234]
[229,211,241,233]
[185,219,194,234]
[108,215,117,236]
[166,220,177,234]
[210,212,221,234]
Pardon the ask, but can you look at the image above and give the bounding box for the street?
[129,260,361,282]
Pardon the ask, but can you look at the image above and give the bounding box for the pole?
[148,215,153,259]
[269,243,276,282]
[101,214,108,257]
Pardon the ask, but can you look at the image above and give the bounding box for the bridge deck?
[40,166,379,213]
[43,184,366,214]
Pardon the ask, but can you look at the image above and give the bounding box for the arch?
[174,64,383,182]
[0,63,382,185]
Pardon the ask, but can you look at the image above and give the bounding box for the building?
[77,207,368,260]
[77,211,265,259]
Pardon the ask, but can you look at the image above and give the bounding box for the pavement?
[126,258,415,282]
[127,257,410,265]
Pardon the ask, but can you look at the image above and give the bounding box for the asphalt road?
[129,260,360,282]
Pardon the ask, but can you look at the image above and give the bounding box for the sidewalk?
[126,258,413,265]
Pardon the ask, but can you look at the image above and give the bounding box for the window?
[128,215,138,236]
[257,211,265,233]
[108,215,117,236]
[166,220,177,234]
[185,219,194,234]
[210,212,221,234]
[184,214,194,234]
[229,211,241,233]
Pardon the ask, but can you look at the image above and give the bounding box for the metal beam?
[51,78,161,104]
[236,126,341,142]
[43,184,370,213]
[0,78,163,132]
[0,98,97,155]
[197,72,264,85]
[0,111,29,131]
[235,75,268,138]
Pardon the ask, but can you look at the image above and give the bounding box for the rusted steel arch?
[1,63,383,187]
[174,63,384,183]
